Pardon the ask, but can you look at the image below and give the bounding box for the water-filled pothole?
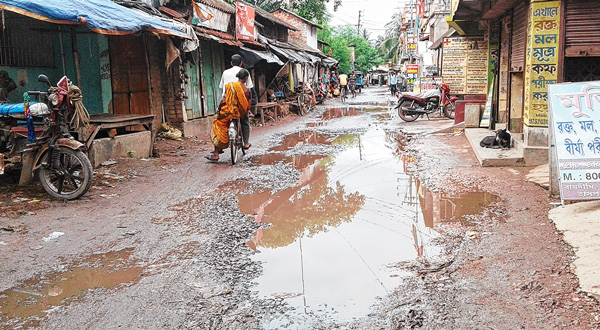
[0,249,143,326]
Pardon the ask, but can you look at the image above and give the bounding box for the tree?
[377,11,405,66]
[228,0,342,25]
[319,24,383,74]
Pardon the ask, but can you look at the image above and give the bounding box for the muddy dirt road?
[1,86,599,329]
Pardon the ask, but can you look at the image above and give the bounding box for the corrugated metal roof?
[195,0,235,14]
[195,27,243,47]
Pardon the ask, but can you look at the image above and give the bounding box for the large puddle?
[0,249,143,326]
[232,106,501,324]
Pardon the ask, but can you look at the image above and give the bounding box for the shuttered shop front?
[510,2,528,72]
[565,0,600,57]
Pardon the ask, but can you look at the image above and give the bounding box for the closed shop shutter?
[565,0,600,56]
[510,2,528,71]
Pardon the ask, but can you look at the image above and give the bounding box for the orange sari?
[210,82,250,149]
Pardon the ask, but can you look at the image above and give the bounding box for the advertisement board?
[236,2,255,41]
[442,36,488,94]
[549,81,600,200]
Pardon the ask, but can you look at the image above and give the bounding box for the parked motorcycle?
[395,83,459,122]
[315,80,328,105]
[0,75,93,200]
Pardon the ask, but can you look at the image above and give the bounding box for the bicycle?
[296,83,314,116]
[228,118,245,165]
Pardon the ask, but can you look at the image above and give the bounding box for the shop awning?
[321,57,338,68]
[269,44,310,63]
[0,0,189,38]
[238,47,284,69]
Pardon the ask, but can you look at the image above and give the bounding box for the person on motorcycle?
[338,72,348,98]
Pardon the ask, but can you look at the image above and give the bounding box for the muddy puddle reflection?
[0,249,143,326]
[236,106,500,324]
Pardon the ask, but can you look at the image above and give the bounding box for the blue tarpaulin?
[0,0,188,38]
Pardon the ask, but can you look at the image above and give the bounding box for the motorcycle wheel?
[397,101,420,122]
[443,101,456,119]
[38,147,93,200]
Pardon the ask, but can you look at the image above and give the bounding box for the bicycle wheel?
[229,121,238,165]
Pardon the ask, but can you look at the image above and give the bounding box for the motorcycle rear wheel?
[443,101,456,119]
[397,101,420,122]
[38,147,93,200]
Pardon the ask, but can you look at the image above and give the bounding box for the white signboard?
[549,81,600,200]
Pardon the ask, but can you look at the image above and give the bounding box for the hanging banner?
[549,81,600,200]
[192,2,231,32]
[236,2,255,41]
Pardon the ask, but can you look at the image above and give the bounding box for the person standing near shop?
[388,71,398,96]
[398,71,407,92]
[219,54,256,150]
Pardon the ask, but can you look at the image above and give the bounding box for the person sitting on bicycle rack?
[338,71,348,98]
[207,69,252,161]
[219,54,256,151]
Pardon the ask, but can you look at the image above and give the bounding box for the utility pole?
[357,10,363,36]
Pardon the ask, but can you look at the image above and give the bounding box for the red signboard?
[236,2,255,41]
[407,64,419,74]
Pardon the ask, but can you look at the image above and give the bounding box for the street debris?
[29,245,43,250]
[42,231,65,242]
[101,160,118,166]
[121,230,138,237]
[159,123,183,141]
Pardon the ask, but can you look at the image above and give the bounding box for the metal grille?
[0,15,54,67]
[564,57,600,82]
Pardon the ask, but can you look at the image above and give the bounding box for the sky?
[326,0,411,40]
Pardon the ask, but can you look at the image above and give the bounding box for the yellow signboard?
[523,1,560,127]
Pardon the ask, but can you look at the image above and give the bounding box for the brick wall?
[272,11,308,46]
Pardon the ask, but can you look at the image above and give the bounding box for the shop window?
[564,57,600,82]
[0,14,54,67]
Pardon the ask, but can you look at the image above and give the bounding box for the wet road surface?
[1,86,598,329]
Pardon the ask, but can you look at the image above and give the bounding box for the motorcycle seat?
[401,90,440,99]
[0,102,49,119]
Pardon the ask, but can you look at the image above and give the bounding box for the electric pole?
[357,10,363,36]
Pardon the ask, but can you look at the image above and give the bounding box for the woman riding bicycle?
[207,69,251,161]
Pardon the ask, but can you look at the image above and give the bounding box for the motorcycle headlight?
[48,94,59,106]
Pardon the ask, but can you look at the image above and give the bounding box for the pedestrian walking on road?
[219,54,256,150]
[388,71,398,96]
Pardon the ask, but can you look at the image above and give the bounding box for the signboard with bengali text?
[549,82,600,200]
[442,37,488,94]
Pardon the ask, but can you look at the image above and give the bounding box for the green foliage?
[377,11,405,66]
[319,24,383,74]
[232,0,341,25]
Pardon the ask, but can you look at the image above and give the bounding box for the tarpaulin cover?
[321,57,338,68]
[238,47,283,69]
[269,44,309,64]
[0,0,188,37]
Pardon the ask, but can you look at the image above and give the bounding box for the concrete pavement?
[549,201,600,299]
